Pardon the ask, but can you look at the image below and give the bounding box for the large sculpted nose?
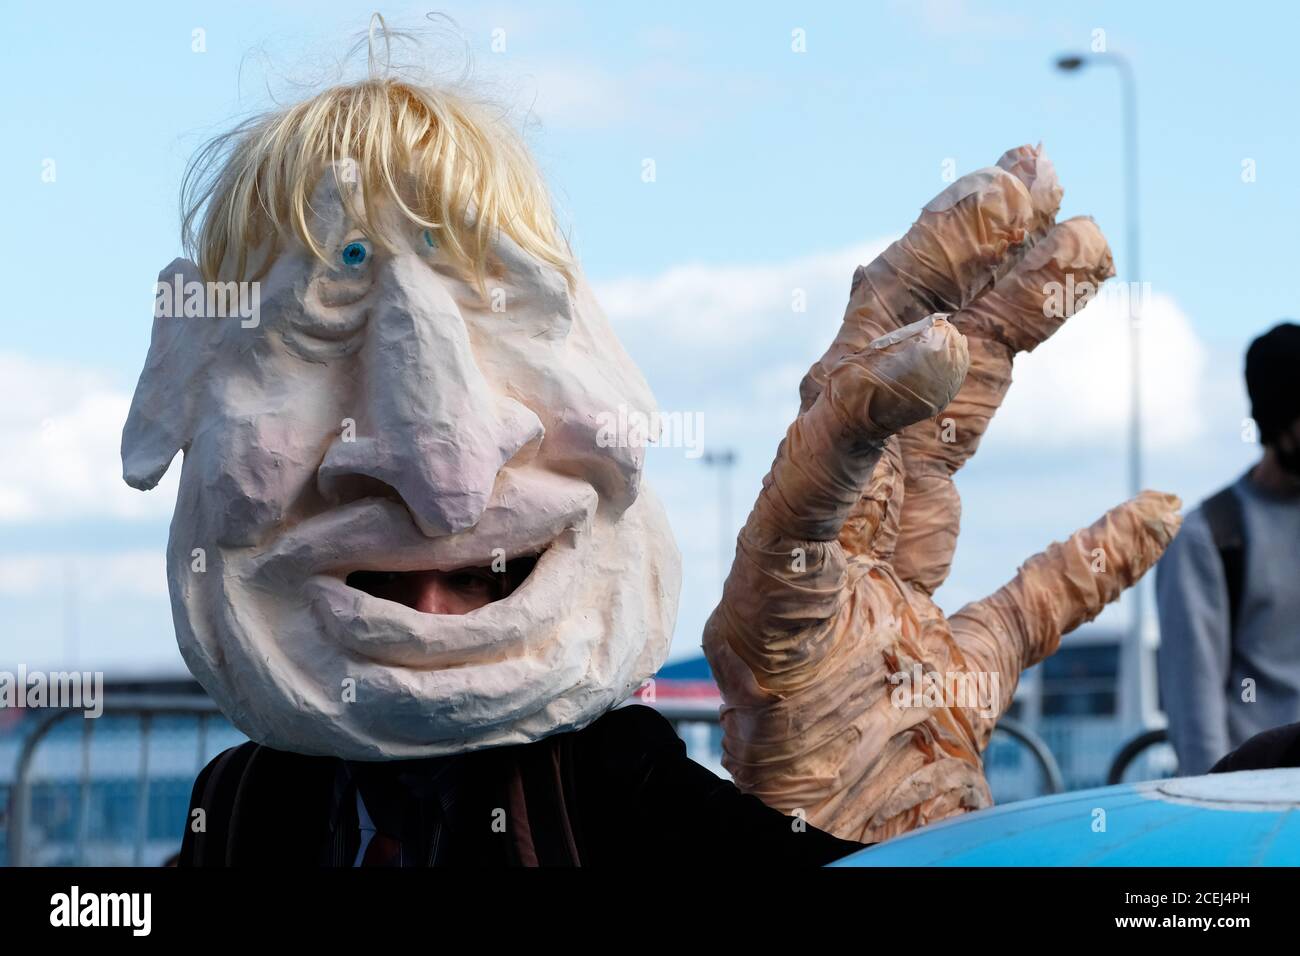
[317,255,543,536]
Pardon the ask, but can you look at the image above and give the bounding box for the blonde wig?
[181,73,572,290]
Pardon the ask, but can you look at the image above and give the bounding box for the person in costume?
[123,32,1180,865]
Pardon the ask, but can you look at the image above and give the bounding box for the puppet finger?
[993,143,1063,240]
[703,317,967,695]
[890,217,1116,594]
[762,316,968,544]
[799,150,1041,412]
[954,215,1115,355]
[947,491,1182,717]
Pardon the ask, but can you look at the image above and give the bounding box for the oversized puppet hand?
[702,145,1183,844]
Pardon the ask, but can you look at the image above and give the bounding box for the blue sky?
[1,1,1294,673]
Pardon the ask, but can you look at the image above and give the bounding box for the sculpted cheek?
[189,410,331,547]
[477,337,648,513]
[546,405,643,508]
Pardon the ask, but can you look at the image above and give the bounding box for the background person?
[1157,322,1300,774]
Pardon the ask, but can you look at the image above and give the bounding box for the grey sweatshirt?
[1155,471,1300,774]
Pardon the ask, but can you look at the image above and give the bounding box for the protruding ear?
[121,257,216,490]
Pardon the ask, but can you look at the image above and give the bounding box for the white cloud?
[0,352,176,523]
[516,62,629,128]
[597,241,886,352]
[995,288,1212,449]
[470,43,773,133]
[900,0,1030,37]
[0,551,168,601]
[598,244,1222,453]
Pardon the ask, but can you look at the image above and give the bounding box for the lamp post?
[1056,51,1150,722]
[1056,51,1142,503]
[701,449,737,593]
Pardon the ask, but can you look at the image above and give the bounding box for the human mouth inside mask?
[345,553,541,615]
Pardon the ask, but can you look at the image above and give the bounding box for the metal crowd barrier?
[995,715,1066,794]
[8,696,223,867]
[1106,727,1173,785]
[637,701,1065,795]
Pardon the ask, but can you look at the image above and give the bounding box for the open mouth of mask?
[344,553,541,615]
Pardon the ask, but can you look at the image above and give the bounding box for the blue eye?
[423,229,438,249]
[340,241,368,267]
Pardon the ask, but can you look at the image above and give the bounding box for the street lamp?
[1055,50,1142,500]
[1056,50,1149,721]
[701,449,737,593]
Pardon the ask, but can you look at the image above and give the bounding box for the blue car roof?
[832,768,1300,866]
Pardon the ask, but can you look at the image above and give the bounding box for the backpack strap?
[179,742,259,866]
[180,742,339,866]
[1201,485,1246,635]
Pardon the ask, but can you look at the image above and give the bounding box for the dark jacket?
[1210,719,1300,774]
[179,704,866,866]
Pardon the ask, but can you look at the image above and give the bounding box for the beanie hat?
[1246,322,1300,444]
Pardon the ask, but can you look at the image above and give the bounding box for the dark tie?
[360,830,404,867]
